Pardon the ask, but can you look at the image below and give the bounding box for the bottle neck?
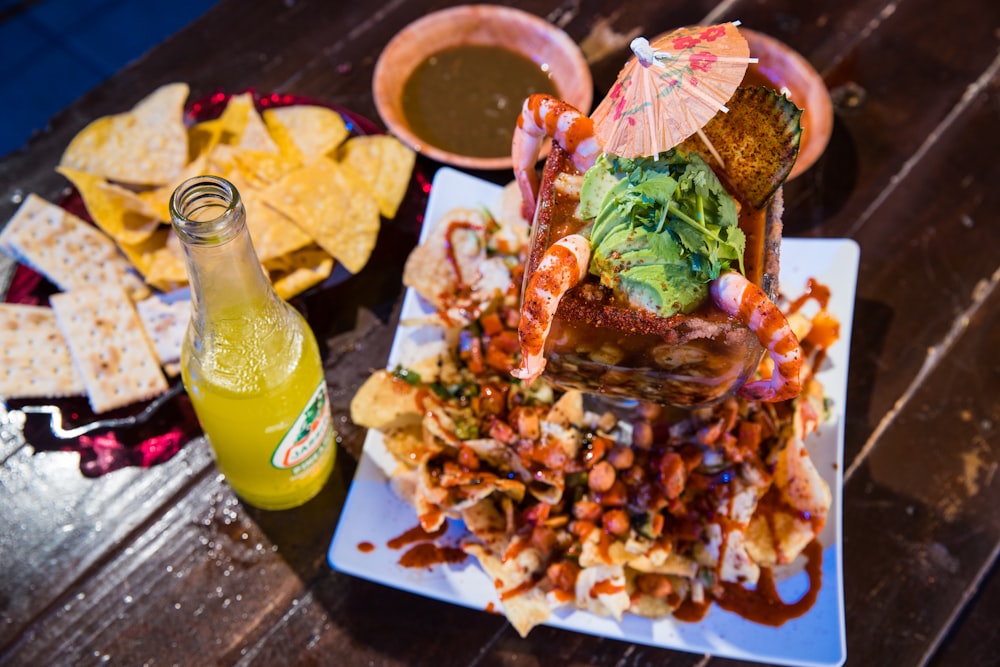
[170,176,280,320]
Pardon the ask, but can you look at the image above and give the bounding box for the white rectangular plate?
[330,167,858,667]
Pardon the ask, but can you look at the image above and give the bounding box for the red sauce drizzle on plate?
[357,541,375,553]
[673,598,712,622]
[716,539,824,626]
[500,579,536,601]
[387,523,448,550]
[388,522,466,570]
[787,278,831,313]
[399,543,467,569]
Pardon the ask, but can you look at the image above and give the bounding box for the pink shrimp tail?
[511,94,601,221]
[513,233,592,385]
[711,271,803,402]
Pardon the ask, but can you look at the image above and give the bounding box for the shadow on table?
[783,114,859,236]
[842,296,894,464]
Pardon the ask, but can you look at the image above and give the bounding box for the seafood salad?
[349,183,841,635]
[511,86,805,407]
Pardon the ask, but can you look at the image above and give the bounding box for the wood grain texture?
[2,0,999,665]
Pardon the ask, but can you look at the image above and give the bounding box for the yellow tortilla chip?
[338,135,416,219]
[59,82,190,186]
[187,120,219,161]
[216,93,252,143]
[57,166,162,244]
[265,246,334,299]
[261,157,380,273]
[263,105,349,162]
[203,142,242,180]
[237,104,281,153]
[119,228,188,292]
[241,187,313,261]
[137,154,210,222]
[231,148,300,188]
[350,369,425,431]
[216,93,281,153]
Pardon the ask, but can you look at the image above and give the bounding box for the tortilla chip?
[57,167,163,244]
[337,135,415,218]
[137,153,210,223]
[120,228,188,292]
[237,104,281,153]
[59,82,190,186]
[261,157,380,273]
[265,246,334,299]
[464,541,552,637]
[381,424,428,469]
[187,119,220,161]
[263,105,349,162]
[213,93,280,153]
[231,148,300,189]
[244,190,313,262]
[349,369,425,431]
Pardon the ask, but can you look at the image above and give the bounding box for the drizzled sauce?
[787,277,831,313]
[500,579,536,601]
[399,543,467,569]
[356,541,375,553]
[670,540,825,625]
[388,523,467,569]
[444,219,482,291]
[387,523,448,549]
[673,598,711,622]
[716,540,824,626]
[590,579,625,598]
[786,278,838,371]
[756,485,825,536]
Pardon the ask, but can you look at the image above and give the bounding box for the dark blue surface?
[0,0,217,157]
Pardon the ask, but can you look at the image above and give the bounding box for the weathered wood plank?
[838,61,1000,463]
[703,270,1000,667]
[1,455,519,666]
[927,558,1000,667]
[839,284,1000,667]
[2,0,999,665]
[0,442,215,650]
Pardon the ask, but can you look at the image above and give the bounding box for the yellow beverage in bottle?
[171,174,336,510]
[181,299,336,510]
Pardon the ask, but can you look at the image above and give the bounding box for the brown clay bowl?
[372,5,593,171]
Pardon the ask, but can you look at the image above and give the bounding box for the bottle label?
[271,380,333,472]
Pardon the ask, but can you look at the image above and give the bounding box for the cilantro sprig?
[581,151,746,316]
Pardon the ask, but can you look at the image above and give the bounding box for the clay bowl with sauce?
[739,28,833,179]
[373,5,593,170]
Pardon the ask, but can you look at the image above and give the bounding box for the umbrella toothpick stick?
[696,128,726,168]
[628,31,756,168]
[591,23,755,160]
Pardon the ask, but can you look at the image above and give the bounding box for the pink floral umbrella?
[590,22,755,159]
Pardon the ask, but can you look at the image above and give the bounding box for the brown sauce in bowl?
[401,44,558,158]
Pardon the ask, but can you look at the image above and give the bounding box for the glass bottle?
[170,175,335,510]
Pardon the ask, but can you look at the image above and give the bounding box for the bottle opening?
[170,175,244,246]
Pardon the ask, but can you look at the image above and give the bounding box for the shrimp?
[512,94,602,220]
[710,271,803,402]
[512,233,591,385]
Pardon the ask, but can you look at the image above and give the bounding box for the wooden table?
[1,1,998,665]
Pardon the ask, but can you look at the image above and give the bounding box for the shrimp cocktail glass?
[510,30,806,409]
